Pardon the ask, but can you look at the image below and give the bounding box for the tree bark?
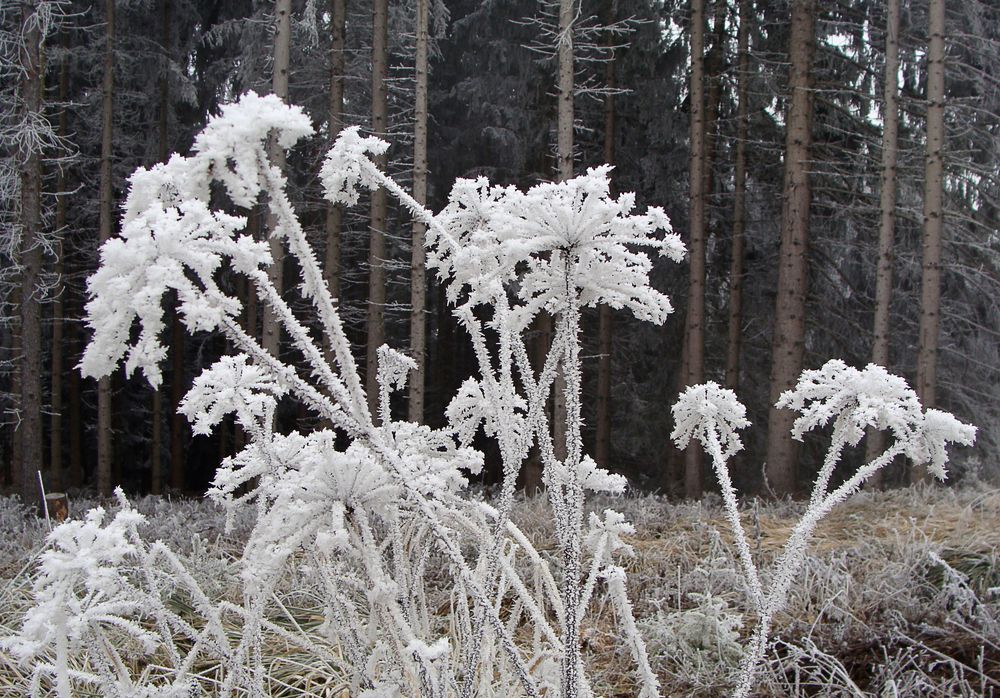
[67,317,83,487]
[367,0,389,419]
[97,0,116,498]
[701,0,727,198]
[408,0,429,423]
[865,0,901,487]
[552,0,575,464]
[764,0,816,497]
[262,0,292,363]
[170,307,185,491]
[19,0,44,506]
[324,0,347,315]
[725,0,752,393]
[914,0,946,483]
[684,0,707,500]
[50,31,71,492]
[595,1,616,469]
[152,0,172,496]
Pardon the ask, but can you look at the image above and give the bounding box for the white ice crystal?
[80,92,314,388]
[584,509,635,556]
[80,199,254,386]
[445,377,528,449]
[193,91,314,208]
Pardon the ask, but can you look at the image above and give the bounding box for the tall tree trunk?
[865,0,901,487]
[152,0,172,496]
[726,0,752,392]
[702,0,726,198]
[764,0,816,497]
[262,0,292,363]
[552,0,575,465]
[684,0,707,500]
[170,306,185,491]
[595,0,616,469]
[367,0,389,419]
[324,0,346,319]
[97,0,116,498]
[19,0,44,506]
[67,304,84,486]
[408,0,429,423]
[914,0,946,483]
[50,32,71,492]
[557,0,574,182]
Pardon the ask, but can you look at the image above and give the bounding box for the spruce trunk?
[764,0,816,497]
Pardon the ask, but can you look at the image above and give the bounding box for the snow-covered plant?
[2,92,686,697]
[672,360,976,698]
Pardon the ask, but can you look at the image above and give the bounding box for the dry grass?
[0,482,997,696]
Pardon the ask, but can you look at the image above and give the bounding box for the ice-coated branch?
[605,566,660,698]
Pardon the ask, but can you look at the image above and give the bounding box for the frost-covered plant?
[640,593,745,685]
[11,91,976,697]
[1,489,241,697]
[6,92,684,697]
[672,360,976,698]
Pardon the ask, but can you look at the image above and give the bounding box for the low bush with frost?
[3,94,977,697]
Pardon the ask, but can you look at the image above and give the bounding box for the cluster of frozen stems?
[3,94,975,697]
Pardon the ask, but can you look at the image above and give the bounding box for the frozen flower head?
[320,126,391,206]
[776,361,924,446]
[428,177,523,309]
[80,92,313,387]
[429,166,684,327]
[585,509,636,556]
[80,198,258,386]
[11,494,146,659]
[906,408,977,480]
[194,91,314,207]
[179,354,287,435]
[671,382,749,459]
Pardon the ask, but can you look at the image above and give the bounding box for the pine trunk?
[914,0,946,483]
[324,0,346,309]
[50,33,71,492]
[552,0,574,466]
[684,0,707,500]
[595,8,616,468]
[408,0,429,423]
[170,308,185,491]
[19,0,44,506]
[367,0,389,419]
[152,0,172,496]
[725,0,751,392]
[97,0,116,498]
[765,0,816,497]
[262,0,292,362]
[865,0,901,485]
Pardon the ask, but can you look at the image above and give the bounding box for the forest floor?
[0,481,997,696]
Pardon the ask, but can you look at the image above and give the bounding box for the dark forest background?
[1,0,997,503]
